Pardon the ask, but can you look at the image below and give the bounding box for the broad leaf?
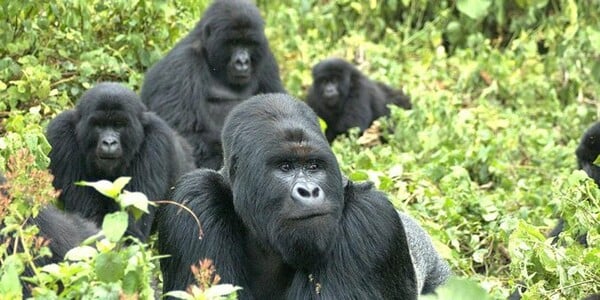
[457,0,491,20]
[95,252,125,283]
[102,211,128,242]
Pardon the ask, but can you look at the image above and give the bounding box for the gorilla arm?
[157,169,250,295]
[398,212,452,294]
[126,112,191,239]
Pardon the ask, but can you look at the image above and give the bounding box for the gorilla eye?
[114,120,127,127]
[279,162,292,172]
[306,162,320,171]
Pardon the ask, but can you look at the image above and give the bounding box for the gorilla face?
[311,59,352,108]
[222,95,345,268]
[200,0,267,88]
[75,84,145,177]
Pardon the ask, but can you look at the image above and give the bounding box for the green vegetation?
[1,0,599,298]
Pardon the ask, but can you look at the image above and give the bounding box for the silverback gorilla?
[307,58,412,143]
[141,0,285,169]
[156,94,450,299]
[0,173,99,297]
[46,82,194,241]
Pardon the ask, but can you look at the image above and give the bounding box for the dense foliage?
[1,0,599,298]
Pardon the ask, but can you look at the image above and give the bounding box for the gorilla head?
[309,58,354,109]
[195,0,267,89]
[74,83,146,177]
[576,122,600,185]
[307,57,412,143]
[221,94,344,267]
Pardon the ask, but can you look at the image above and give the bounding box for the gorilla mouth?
[97,154,121,160]
[323,97,338,107]
[233,74,251,81]
[288,210,332,221]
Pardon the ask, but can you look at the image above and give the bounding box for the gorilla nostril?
[311,188,320,198]
[297,187,310,198]
[292,182,325,205]
[103,139,117,146]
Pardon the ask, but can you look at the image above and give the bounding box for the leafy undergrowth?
[1,0,600,299]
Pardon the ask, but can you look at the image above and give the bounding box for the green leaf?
[421,277,491,300]
[95,252,125,283]
[205,284,243,297]
[163,291,194,300]
[0,256,24,298]
[119,191,151,214]
[102,211,129,242]
[122,271,141,295]
[456,0,491,20]
[76,176,131,199]
[120,190,155,221]
[65,245,98,261]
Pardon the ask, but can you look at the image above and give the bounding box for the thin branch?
[155,200,203,239]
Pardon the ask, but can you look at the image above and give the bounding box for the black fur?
[46,82,194,242]
[141,0,285,169]
[306,58,411,143]
[156,94,448,299]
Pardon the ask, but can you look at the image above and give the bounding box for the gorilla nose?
[323,84,338,97]
[100,136,120,155]
[292,182,324,205]
[235,53,250,72]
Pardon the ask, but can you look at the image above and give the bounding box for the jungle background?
[1,0,599,299]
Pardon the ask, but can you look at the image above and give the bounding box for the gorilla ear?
[191,24,211,53]
[201,24,212,41]
[73,109,82,122]
[342,176,349,188]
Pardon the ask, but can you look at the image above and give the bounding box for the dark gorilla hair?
[141,0,285,170]
[156,94,449,299]
[307,58,412,143]
[0,172,99,297]
[46,82,194,241]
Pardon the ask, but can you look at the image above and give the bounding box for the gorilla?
[141,0,285,170]
[307,58,412,143]
[46,82,195,242]
[511,122,600,299]
[548,121,600,247]
[0,173,99,297]
[156,94,449,299]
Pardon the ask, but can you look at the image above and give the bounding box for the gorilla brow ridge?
[79,84,145,115]
[204,1,264,38]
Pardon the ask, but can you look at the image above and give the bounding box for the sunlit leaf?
[65,245,98,261]
[456,0,491,20]
[76,176,131,199]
